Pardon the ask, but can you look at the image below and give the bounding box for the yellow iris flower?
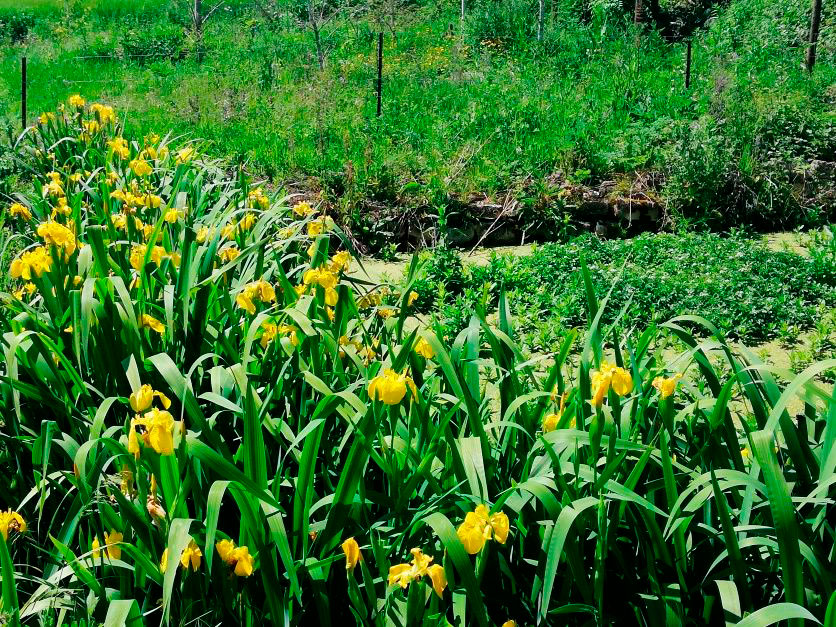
[235,280,277,314]
[302,267,338,290]
[590,361,633,406]
[456,504,510,554]
[368,369,417,405]
[10,246,52,280]
[108,137,130,160]
[341,537,362,571]
[292,201,315,217]
[92,530,123,560]
[652,373,683,399]
[175,146,196,165]
[139,314,165,335]
[0,510,26,540]
[37,221,77,257]
[329,250,352,273]
[218,246,240,263]
[129,384,172,413]
[216,539,255,577]
[180,540,202,571]
[387,548,447,598]
[129,408,176,456]
[9,203,32,221]
[129,159,152,177]
[414,337,435,359]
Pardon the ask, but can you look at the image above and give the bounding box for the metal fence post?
[376,33,383,117]
[21,56,27,129]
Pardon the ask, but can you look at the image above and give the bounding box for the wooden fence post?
[21,56,27,129]
[376,32,383,117]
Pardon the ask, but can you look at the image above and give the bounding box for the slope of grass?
[2,0,836,246]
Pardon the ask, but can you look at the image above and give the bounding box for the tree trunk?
[537,0,545,41]
[634,0,644,24]
[806,0,822,72]
[308,3,325,70]
[460,0,465,23]
[193,0,204,62]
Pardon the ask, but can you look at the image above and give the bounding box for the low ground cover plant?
[0,100,835,625]
[415,234,836,352]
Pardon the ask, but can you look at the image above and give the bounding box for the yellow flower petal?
[341,537,361,571]
[427,564,447,598]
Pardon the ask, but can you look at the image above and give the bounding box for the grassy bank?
[2,0,836,251]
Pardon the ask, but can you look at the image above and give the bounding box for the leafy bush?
[463,0,535,47]
[0,10,35,42]
[122,20,185,62]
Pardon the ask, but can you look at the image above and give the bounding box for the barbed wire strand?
[73,51,217,60]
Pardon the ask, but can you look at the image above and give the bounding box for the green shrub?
[122,20,185,62]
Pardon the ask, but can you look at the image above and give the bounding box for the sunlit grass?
[0,98,834,625]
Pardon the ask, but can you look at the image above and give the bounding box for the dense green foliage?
[2,101,836,627]
[415,233,836,350]
[2,0,836,247]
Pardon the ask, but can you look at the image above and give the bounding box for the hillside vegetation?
[2,0,836,251]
